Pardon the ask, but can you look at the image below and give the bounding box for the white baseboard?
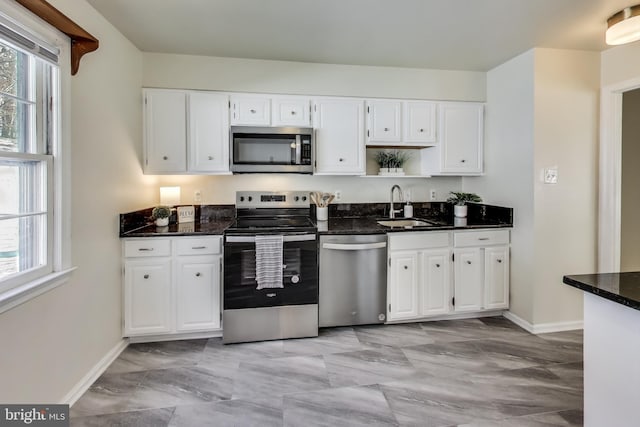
[385,310,505,324]
[62,339,128,406]
[503,311,583,334]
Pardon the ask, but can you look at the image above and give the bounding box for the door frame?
[599,76,640,272]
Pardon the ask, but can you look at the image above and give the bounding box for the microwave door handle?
[295,135,302,164]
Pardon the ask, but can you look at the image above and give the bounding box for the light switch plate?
[544,168,558,184]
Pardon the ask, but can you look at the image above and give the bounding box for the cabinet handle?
[461,159,466,163]
[196,272,201,277]
[266,293,276,297]
[478,237,490,241]
[435,263,440,268]
[192,246,206,249]
[138,248,154,252]
[163,156,168,160]
[497,259,503,263]
[339,158,344,162]
[466,260,472,265]
[250,109,256,113]
[419,128,424,132]
[404,265,408,270]
[291,111,297,115]
[143,274,149,279]
[208,156,214,160]
[384,127,389,131]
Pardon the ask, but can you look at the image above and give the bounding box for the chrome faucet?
[389,185,404,219]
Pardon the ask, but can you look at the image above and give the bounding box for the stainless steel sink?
[377,219,435,228]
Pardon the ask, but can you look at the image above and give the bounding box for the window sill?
[0,267,77,315]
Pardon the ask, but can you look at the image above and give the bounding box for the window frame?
[0,1,73,314]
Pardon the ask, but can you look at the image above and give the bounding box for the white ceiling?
[86,0,632,71]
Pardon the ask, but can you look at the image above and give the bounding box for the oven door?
[223,233,318,309]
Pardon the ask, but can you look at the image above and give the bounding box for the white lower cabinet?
[124,258,172,335]
[453,229,510,311]
[123,236,222,338]
[387,232,451,321]
[387,229,510,322]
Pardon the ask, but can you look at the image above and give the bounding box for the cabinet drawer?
[389,232,450,251]
[454,230,509,247]
[124,239,171,257]
[175,237,222,255]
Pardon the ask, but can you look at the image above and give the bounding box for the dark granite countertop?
[563,272,640,311]
[316,216,511,235]
[120,202,513,238]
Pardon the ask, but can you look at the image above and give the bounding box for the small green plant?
[446,192,482,206]
[152,205,171,219]
[374,150,412,168]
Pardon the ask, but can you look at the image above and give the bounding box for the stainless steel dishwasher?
[319,234,387,327]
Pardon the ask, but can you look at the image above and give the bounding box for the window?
[0,5,71,310]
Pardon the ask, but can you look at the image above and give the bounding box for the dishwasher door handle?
[322,242,387,251]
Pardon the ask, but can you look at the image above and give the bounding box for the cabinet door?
[388,251,419,321]
[404,101,436,145]
[366,100,401,144]
[439,103,483,174]
[124,258,172,336]
[313,98,365,175]
[484,246,509,310]
[272,97,311,127]
[230,96,271,125]
[453,248,483,312]
[188,92,230,173]
[420,249,451,317]
[176,255,221,332]
[143,90,187,173]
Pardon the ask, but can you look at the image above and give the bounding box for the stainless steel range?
[223,191,318,344]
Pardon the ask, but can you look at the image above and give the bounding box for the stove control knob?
[291,275,300,284]
[240,196,245,202]
[295,196,300,201]
[302,196,307,201]
[248,196,253,202]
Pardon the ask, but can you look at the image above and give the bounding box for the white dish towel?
[255,235,284,290]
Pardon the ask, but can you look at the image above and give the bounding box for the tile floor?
[70,317,583,426]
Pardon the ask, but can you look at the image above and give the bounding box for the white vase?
[378,167,390,175]
[155,217,169,226]
[316,206,328,221]
[454,205,468,218]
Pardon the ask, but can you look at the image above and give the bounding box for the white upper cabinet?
[313,98,365,175]
[366,100,402,144]
[188,92,229,173]
[143,89,187,174]
[272,96,311,127]
[403,101,437,145]
[230,95,271,125]
[420,102,484,176]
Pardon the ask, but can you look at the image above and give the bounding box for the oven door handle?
[322,242,387,251]
[226,234,316,243]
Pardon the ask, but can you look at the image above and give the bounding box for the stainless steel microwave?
[230,126,314,174]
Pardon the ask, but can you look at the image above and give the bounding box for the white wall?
[531,48,599,325]
[465,48,599,328]
[601,43,640,88]
[620,89,640,271]
[0,0,148,402]
[464,50,536,323]
[143,53,489,205]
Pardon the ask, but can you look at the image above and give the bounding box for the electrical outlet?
[194,190,202,203]
[334,190,342,201]
[404,190,411,202]
[430,189,437,201]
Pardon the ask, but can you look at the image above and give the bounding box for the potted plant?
[375,151,391,175]
[389,150,411,175]
[446,192,482,218]
[152,205,171,226]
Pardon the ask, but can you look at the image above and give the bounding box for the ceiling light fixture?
[607,4,640,45]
